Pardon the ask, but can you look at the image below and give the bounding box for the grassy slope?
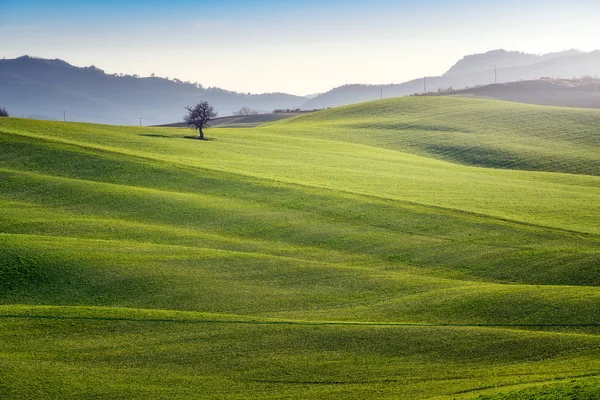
[271,96,600,176]
[0,97,599,398]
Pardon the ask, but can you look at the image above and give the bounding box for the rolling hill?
[272,96,600,177]
[442,78,600,109]
[0,97,599,399]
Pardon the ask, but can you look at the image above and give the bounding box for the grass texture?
[0,97,599,398]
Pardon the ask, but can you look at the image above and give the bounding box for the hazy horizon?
[2,0,599,95]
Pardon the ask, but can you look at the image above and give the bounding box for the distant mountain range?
[0,56,307,125]
[1,50,599,124]
[443,49,583,77]
[303,50,600,109]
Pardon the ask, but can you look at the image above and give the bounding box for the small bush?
[0,106,8,117]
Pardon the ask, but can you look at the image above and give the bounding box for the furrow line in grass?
[2,162,598,244]
[322,185,600,239]
[0,231,362,269]
[0,165,573,253]
[2,314,600,329]
[1,231,438,284]
[0,208,376,265]
[445,372,600,399]
[0,129,178,169]
[6,231,600,292]
[0,232,491,292]
[248,373,600,390]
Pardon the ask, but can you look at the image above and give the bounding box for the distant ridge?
[443,78,600,109]
[0,56,307,125]
[443,49,583,77]
[303,49,600,109]
[2,50,600,123]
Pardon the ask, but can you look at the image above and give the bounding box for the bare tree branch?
[183,101,217,140]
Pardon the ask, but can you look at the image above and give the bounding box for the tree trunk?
[198,127,205,140]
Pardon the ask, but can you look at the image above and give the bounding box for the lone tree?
[184,101,217,140]
[0,106,8,117]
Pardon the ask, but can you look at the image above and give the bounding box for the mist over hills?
[1,49,599,124]
[0,56,307,125]
[303,49,600,109]
[443,49,583,77]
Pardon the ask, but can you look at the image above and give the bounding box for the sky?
[2,0,599,95]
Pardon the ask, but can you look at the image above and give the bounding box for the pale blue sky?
[2,0,599,94]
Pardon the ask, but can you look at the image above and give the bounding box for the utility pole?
[494,65,498,84]
[63,110,66,122]
[424,77,427,93]
[380,87,383,100]
[140,117,142,127]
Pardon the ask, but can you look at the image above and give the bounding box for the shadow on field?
[183,135,213,141]
[139,133,172,138]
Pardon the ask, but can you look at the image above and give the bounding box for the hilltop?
[1,97,599,398]
[274,96,600,177]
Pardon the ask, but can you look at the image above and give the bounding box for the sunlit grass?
[0,97,599,398]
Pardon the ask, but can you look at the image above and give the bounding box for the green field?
[1,97,599,399]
